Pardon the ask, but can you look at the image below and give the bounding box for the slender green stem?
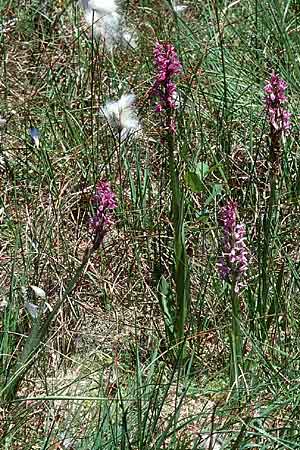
[259,171,278,339]
[166,124,190,349]
[230,278,242,393]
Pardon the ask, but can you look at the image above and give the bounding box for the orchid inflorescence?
[90,180,117,249]
[264,71,291,137]
[217,201,248,293]
[152,41,182,133]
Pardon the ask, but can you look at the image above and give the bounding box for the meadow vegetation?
[1,0,300,448]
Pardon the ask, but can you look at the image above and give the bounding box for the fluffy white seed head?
[88,0,118,14]
[80,0,117,14]
[84,9,121,49]
[101,94,141,140]
[171,1,188,14]
[80,0,137,50]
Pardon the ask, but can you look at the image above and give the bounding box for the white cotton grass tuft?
[101,93,142,140]
[86,0,118,14]
[80,0,137,50]
[171,1,188,14]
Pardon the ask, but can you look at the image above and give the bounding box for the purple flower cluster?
[264,71,291,136]
[152,41,182,132]
[217,201,248,293]
[90,180,117,248]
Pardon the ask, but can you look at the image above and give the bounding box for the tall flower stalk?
[152,42,190,352]
[259,72,291,339]
[218,201,249,390]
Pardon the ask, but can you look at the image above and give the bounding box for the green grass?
[1,0,300,448]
